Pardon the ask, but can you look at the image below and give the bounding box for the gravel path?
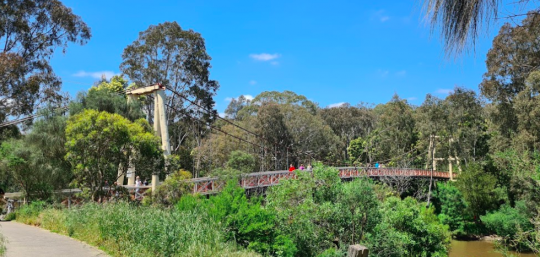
[0,221,108,257]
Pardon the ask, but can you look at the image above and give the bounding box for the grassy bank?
[15,202,258,257]
[0,232,5,256]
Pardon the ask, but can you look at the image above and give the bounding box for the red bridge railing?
[189,167,454,195]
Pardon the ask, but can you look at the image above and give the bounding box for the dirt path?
[0,221,108,257]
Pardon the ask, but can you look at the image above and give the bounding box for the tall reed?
[18,202,259,257]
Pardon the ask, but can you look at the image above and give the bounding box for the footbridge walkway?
[3,167,453,202]
[190,167,454,195]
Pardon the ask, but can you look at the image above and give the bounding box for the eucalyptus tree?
[225,95,251,120]
[443,88,487,163]
[120,22,219,156]
[255,102,293,170]
[371,94,417,166]
[415,94,448,167]
[0,0,91,122]
[480,13,540,153]
[281,104,339,165]
[319,104,375,161]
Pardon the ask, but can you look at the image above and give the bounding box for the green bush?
[4,211,16,221]
[433,182,480,237]
[16,201,47,225]
[177,182,297,257]
[367,197,451,257]
[151,169,192,206]
[481,201,533,241]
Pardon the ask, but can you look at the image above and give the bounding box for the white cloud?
[249,80,257,85]
[250,53,280,61]
[372,10,390,23]
[377,69,390,77]
[328,102,347,108]
[225,94,254,103]
[73,70,118,80]
[218,112,226,118]
[406,97,417,101]
[270,61,279,65]
[435,89,454,95]
[396,70,407,76]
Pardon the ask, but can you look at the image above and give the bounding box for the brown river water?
[449,240,537,257]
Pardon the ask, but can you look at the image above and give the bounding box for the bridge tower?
[123,83,171,192]
[427,135,460,180]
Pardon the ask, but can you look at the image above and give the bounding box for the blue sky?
[52,0,506,113]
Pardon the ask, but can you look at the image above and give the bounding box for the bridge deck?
[191,167,453,195]
[3,167,453,199]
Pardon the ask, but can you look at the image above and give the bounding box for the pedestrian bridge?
[190,167,454,195]
[2,167,453,202]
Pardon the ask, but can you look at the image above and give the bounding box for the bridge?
[190,167,453,195]
[2,167,453,204]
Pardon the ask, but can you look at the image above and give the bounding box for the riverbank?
[449,240,536,257]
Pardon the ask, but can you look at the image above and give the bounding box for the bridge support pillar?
[348,245,368,257]
[152,174,159,192]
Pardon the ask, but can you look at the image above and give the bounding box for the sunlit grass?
[0,231,5,257]
[17,202,259,257]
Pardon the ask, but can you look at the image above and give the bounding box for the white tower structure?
[124,83,171,192]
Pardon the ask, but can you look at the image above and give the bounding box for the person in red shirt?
[288,164,295,172]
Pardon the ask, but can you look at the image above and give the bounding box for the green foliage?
[368,197,451,257]
[150,169,192,206]
[70,77,144,121]
[17,202,258,257]
[227,150,256,174]
[0,140,53,199]
[16,201,47,226]
[455,163,498,218]
[65,110,162,200]
[266,163,449,256]
[433,182,474,237]
[0,0,91,122]
[4,211,16,221]
[481,201,533,241]
[177,182,296,257]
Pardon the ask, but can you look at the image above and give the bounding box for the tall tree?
[320,104,375,161]
[0,0,91,122]
[372,94,417,166]
[120,22,219,156]
[225,95,251,120]
[65,110,162,201]
[480,13,540,153]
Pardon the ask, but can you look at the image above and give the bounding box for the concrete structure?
[125,83,171,192]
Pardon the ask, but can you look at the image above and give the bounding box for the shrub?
[367,197,451,257]
[4,211,16,221]
[16,201,47,225]
[481,201,533,242]
[151,169,192,206]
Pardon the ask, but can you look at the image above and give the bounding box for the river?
[449,240,537,257]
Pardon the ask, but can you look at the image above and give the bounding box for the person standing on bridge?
[289,164,296,172]
[375,162,379,168]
